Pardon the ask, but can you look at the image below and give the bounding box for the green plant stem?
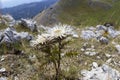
[56,39,62,80]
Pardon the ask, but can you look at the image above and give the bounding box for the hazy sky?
[1,0,43,8]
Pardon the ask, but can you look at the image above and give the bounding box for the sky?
[1,0,43,8]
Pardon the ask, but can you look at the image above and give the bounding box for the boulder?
[1,14,16,26]
[20,19,37,31]
[80,24,120,44]
[2,14,15,22]
[81,30,96,40]
[0,27,33,44]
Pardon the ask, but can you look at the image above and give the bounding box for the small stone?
[85,52,90,55]
[81,48,85,51]
[91,45,94,49]
[14,76,19,80]
[92,62,98,68]
[84,51,97,56]
[91,49,95,51]
[29,55,37,62]
[0,68,6,72]
[1,56,5,61]
[86,48,92,51]
[105,54,111,58]
[106,58,112,64]
[115,44,120,53]
[96,25,107,31]
[97,56,101,59]
[99,36,109,44]
[0,77,7,80]
[73,34,79,38]
[80,30,96,40]
[102,64,110,72]
[89,52,97,56]
[84,62,87,65]
[61,53,65,57]
[81,70,89,77]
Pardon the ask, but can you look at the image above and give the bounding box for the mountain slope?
[2,0,58,20]
[34,0,120,27]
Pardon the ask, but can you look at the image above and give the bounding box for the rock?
[81,63,120,80]
[0,77,7,80]
[20,19,37,31]
[2,14,15,22]
[114,44,120,53]
[29,55,37,62]
[112,42,120,54]
[0,56,5,61]
[108,26,120,38]
[106,58,112,64]
[81,70,90,77]
[87,27,96,31]
[72,34,79,38]
[81,48,85,52]
[61,53,65,57]
[2,14,16,26]
[14,76,19,80]
[97,56,101,59]
[80,30,96,40]
[98,36,109,44]
[0,68,6,73]
[96,25,107,31]
[91,45,94,49]
[82,44,97,56]
[92,62,98,68]
[105,54,111,58]
[85,51,97,56]
[81,24,120,44]
[0,27,33,44]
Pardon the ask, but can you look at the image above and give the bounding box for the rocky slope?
[0,14,120,80]
[0,2,120,79]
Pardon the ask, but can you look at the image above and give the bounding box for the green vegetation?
[58,0,120,27]
[0,0,120,79]
[0,23,120,79]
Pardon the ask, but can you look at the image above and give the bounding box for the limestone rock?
[81,63,120,80]
[20,19,37,31]
[0,27,33,44]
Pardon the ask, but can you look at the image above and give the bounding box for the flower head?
[30,33,51,47]
[48,24,74,39]
[30,24,78,47]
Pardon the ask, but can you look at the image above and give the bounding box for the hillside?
[34,0,120,27]
[0,0,120,80]
[2,0,58,20]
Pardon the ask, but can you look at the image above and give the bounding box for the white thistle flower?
[30,33,51,47]
[48,24,74,39]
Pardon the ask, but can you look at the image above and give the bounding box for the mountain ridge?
[2,0,58,20]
